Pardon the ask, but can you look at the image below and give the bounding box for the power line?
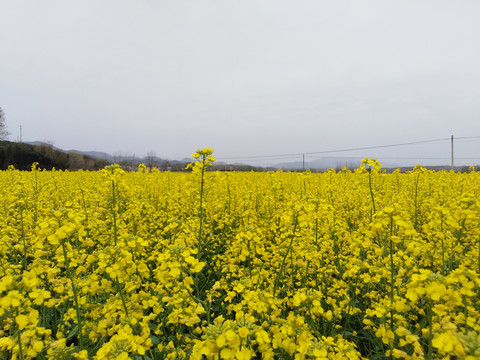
[307,156,449,160]
[455,136,480,140]
[218,137,453,161]
[228,156,303,164]
[304,137,452,156]
[307,156,480,160]
[453,138,480,143]
[133,136,480,163]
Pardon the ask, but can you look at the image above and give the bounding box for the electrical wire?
[217,137,453,161]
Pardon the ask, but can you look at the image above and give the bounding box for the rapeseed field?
[1,150,480,359]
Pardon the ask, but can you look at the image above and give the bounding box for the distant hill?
[25,141,60,148]
[67,150,114,161]
[1,142,470,172]
[270,158,466,172]
[26,142,192,166]
[1,141,109,170]
[26,142,114,161]
[271,157,364,170]
[23,142,194,171]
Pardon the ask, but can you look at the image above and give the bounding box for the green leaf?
[149,335,160,345]
[66,325,79,340]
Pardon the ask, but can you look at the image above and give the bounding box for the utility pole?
[19,125,22,143]
[302,153,305,172]
[451,135,454,170]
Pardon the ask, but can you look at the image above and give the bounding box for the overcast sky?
[1,1,479,166]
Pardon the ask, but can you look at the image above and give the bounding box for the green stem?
[290,245,295,295]
[414,174,419,231]
[426,301,433,360]
[226,173,231,215]
[194,158,207,308]
[441,236,445,276]
[273,214,299,296]
[198,158,206,255]
[33,169,38,225]
[184,282,211,324]
[116,276,129,317]
[20,210,27,270]
[0,256,6,276]
[389,215,395,360]
[440,213,445,275]
[15,310,25,360]
[61,239,83,349]
[112,180,118,246]
[368,169,376,213]
[80,188,91,239]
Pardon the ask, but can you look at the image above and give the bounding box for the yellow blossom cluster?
[0,158,480,359]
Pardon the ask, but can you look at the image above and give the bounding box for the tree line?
[0,141,110,170]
